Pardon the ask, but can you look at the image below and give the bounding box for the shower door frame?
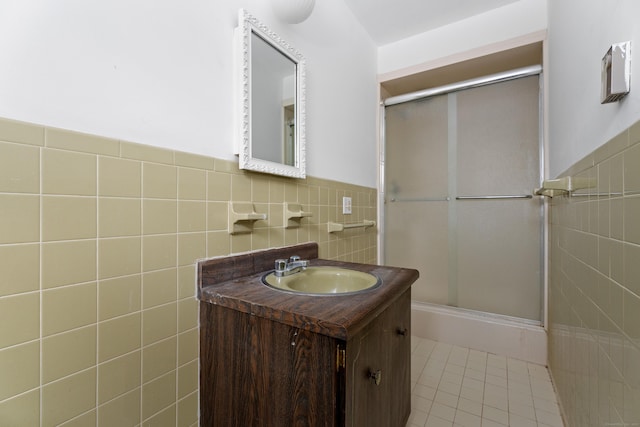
[377,66,549,327]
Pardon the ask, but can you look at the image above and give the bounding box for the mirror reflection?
[251,32,296,166]
[235,9,306,178]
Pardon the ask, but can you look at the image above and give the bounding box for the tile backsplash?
[0,117,377,426]
[548,119,640,427]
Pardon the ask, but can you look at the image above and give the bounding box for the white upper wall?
[377,0,547,76]
[547,0,640,178]
[0,0,378,187]
[10,0,633,185]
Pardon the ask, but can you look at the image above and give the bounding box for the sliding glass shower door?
[384,75,543,322]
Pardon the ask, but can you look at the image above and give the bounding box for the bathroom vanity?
[198,243,419,426]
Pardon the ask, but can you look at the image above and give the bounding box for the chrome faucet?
[274,255,309,277]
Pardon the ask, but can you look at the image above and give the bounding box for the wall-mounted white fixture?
[328,220,376,233]
[284,203,313,228]
[234,9,307,178]
[271,0,315,24]
[534,176,596,197]
[601,41,631,104]
[228,202,267,234]
[342,197,352,215]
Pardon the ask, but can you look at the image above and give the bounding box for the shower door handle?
[456,195,533,200]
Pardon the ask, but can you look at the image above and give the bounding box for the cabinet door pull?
[368,369,382,386]
[397,327,408,336]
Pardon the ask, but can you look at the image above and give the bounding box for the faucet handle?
[289,255,300,263]
[274,259,288,272]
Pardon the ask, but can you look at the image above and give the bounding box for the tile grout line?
[39,144,43,427]
[408,337,564,427]
[95,152,100,426]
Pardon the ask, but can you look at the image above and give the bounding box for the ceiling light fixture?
[271,0,316,24]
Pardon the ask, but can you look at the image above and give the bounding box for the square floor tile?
[407,337,564,427]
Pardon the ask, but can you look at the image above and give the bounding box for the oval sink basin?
[262,266,381,295]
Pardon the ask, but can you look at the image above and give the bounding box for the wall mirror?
[235,9,306,178]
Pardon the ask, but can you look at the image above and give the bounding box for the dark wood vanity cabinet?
[345,289,411,427]
[199,289,412,427]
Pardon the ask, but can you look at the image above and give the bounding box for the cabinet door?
[200,303,340,426]
[346,289,411,427]
[347,313,388,427]
[387,289,412,425]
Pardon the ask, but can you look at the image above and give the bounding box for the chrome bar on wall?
[389,197,450,202]
[383,65,542,107]
[389,196,534,202]
[456,195,534,200]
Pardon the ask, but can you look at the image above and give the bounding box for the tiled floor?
[407,337,564,427]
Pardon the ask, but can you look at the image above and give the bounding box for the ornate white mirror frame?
[234,8,307,178]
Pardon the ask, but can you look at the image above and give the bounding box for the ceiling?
[380,42,543,97]
[343,0,521,46]
[341,0,542,98]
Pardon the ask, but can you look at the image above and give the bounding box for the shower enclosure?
[382,69,544,323]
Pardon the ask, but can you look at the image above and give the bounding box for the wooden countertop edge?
[198,247,419,341]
